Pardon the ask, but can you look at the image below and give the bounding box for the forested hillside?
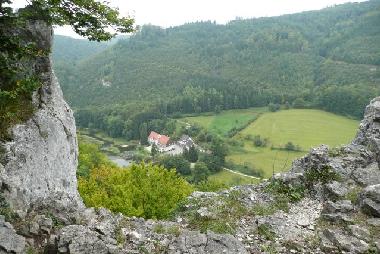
[53,0,380,139]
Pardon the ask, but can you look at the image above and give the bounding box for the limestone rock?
[353,97,380,164]
[57,225,111,254]
[0,20,83,213]
[322,229,369,253]
[174,231,248,254]
[348,225,370,242]
[0,216,25,254]
[360,184,380,217]
[352,163,380,186]
[325,181,348,198]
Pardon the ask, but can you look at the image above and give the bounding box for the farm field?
[181,107,267,136]
[229,109,359,178]
[209,169,260,186]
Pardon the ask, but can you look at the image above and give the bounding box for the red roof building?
[148,131,170,147]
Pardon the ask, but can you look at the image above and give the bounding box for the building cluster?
[147,131,195,155]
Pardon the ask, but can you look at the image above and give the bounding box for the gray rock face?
[352,163,380,186]
[360,184,380,217]
[0,216,25,253]
[322,229,369,254]
[0,20,83,212]
[354,97,380,164]
[174,231,248,254]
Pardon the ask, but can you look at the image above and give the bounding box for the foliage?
[159,155,191,176]
[284,141,301,151]
[0,192,17,222]
[304,165,341,185]
[253,135,268,147]
[151,144,158,157]
[77,142,111,178]
[78,163,193,219]
[183,145,198,163]
[192,162,210,183]
[268,103,281,112]
[0,0,134,140]
[199,154,224,173]
[265,179,305,203]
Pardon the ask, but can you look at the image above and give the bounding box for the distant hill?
[52,0,380,139]
[52,35,110,63]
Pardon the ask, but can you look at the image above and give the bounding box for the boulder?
[348,225,370,242]
[0,216,25,254]
[353,97,380,165]
[56,225,112,254]
[174,231,248,254]
[352,163,380,186]
[322,229,369,254]
[360,184,380,217]
[325,181,348,198]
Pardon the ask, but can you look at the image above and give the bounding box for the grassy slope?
[182,107,267,136]
[229,109,359,178]
[209,169,260,186]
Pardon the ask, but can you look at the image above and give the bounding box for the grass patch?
[209,169,260,187]
[229,109,358,178]
[252,195,290,216]
[182,107,266,137]
[343,186,362,204]
[179,190,250,234]
[257,223,276,241]
[0,193,17,222]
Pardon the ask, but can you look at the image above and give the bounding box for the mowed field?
[182,108,359,179]
[182,107,266,136]
[230,109,359,178]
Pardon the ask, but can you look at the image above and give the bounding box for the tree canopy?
[0,0,134,140]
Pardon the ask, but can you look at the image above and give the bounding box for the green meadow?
[229,109,359,178]
[182,107,267,136]
[209,169,260,186]
[182,108,359,179]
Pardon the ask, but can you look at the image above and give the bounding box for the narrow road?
[222,167,262,180]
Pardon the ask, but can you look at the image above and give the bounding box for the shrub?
[305,165,341,185]
[78,163,193,219]
[192,162,210,183]
[268,103,281,112]
[253,135,268,147]
[159,155,191,176]
[265,179,305,202]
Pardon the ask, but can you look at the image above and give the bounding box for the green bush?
[265,179,305,202]
[305,165,341,185]
[78,163,193,219]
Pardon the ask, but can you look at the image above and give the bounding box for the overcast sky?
[12,0,366,38]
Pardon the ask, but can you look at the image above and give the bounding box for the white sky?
[11,0,367,38]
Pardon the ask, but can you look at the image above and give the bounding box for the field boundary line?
[222,167,262,180]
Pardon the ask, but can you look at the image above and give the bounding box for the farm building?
[148,131,170,148]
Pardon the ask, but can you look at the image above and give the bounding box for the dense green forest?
[53,0,380,140]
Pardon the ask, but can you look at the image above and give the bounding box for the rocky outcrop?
[0,20,83,214]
